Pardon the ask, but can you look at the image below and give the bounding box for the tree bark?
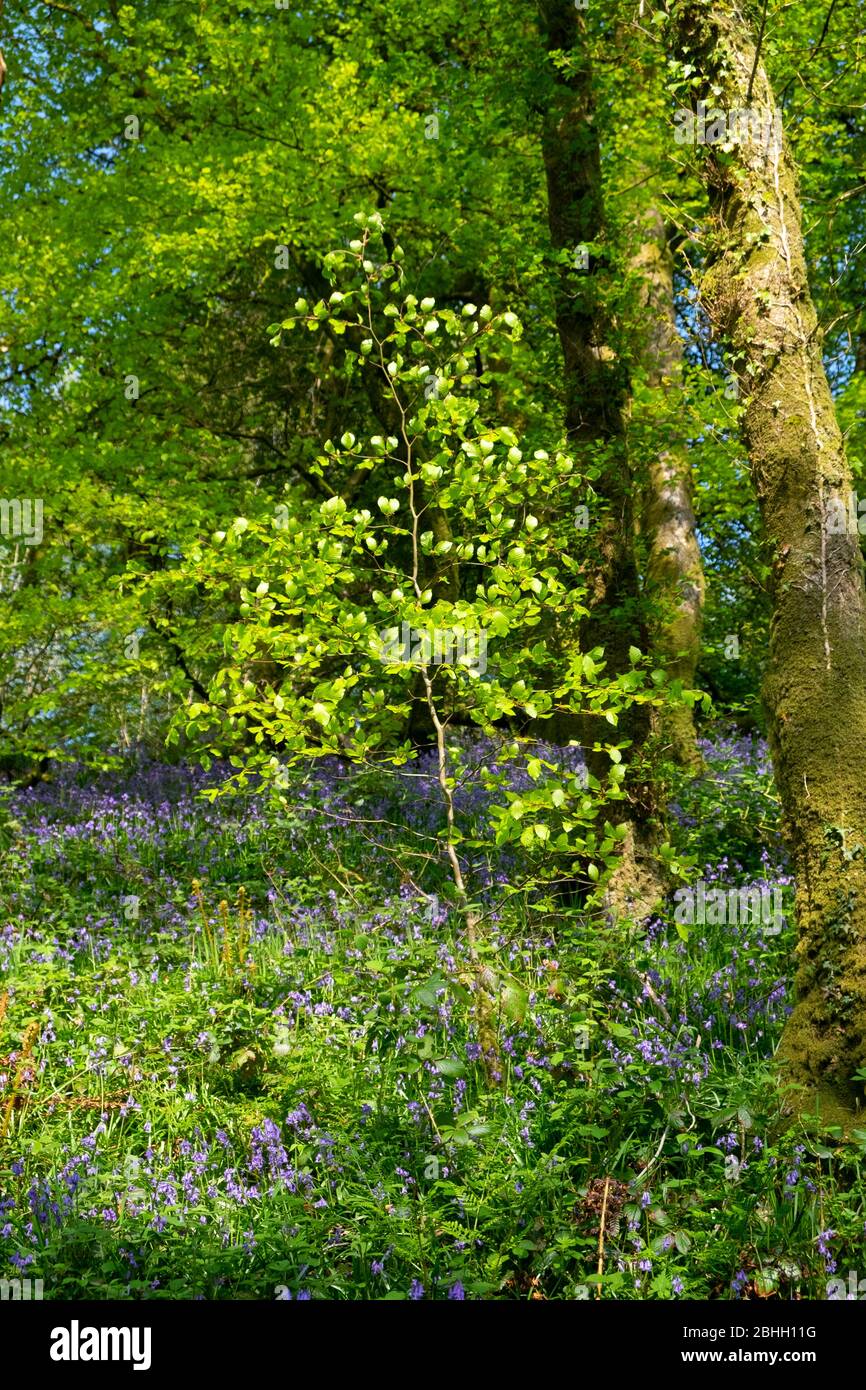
[537,0,666,919]
[669,0,866,1114]
[631,207,705,770]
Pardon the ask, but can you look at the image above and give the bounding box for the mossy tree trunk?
[537,0,666,919]
[669,0,866,1110]
[631,207,705,771]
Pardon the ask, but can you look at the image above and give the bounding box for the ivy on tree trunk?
[669,0,866,1115]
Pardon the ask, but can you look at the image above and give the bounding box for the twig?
[596,1176,611,1299]
[638,1124,670,1182]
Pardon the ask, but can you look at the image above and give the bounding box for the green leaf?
[501,982,529,1023]
[434,1057,466,1077]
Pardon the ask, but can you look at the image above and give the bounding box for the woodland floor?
[0,731,863,1300]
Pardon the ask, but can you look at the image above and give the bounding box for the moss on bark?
[537,0,667,919]
[670,0,866,1110]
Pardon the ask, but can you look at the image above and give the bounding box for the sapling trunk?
[631,207,705,771]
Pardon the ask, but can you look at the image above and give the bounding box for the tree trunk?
[669,0,866,1115]
[631,207,705,770]
[537,0,666,920]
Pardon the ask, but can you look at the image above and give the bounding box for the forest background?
[0,0,864,1302]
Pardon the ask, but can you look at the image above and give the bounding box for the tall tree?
[668,0,866,1113]
[536,0,666,917]
[0,0,554,764]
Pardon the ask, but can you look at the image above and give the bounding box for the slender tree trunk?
[669,0,866,1114]
[537,0,666,919]
[631,208,705,770]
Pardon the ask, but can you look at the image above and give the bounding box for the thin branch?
[746,0,769,106]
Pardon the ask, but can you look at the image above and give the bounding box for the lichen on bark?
[630,206,705,772]
[669,0,866,1113]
